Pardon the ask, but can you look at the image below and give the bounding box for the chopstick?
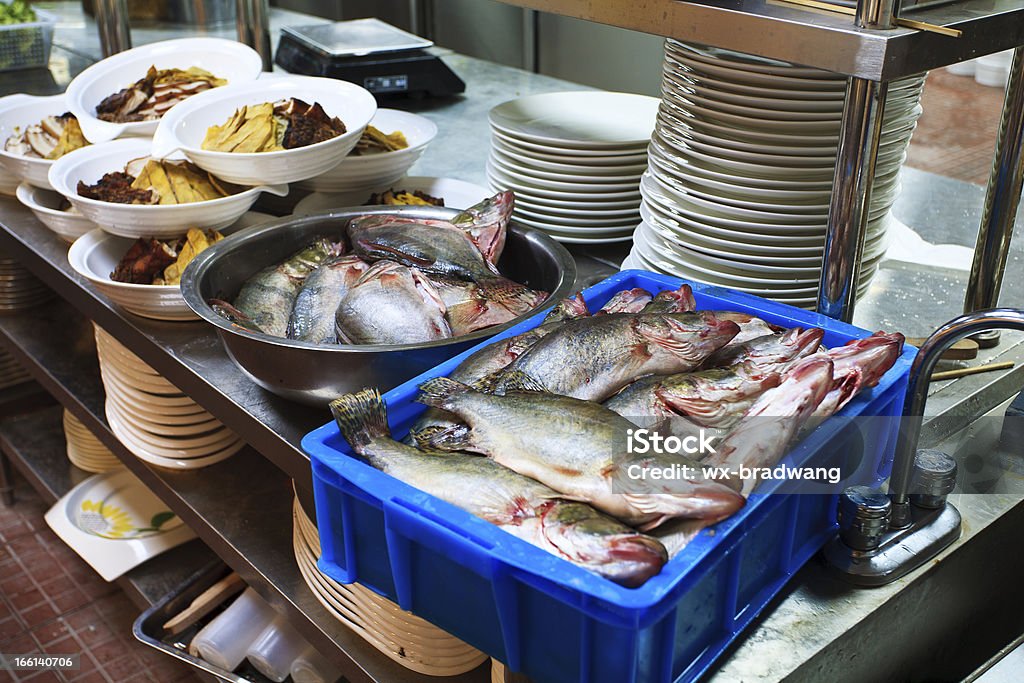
[770,0,962,37]
[931,361,1015,382]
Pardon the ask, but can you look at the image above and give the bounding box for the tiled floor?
[906,67,1006,185]
[0,473,198,683]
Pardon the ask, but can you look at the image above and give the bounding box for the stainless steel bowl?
[181,206,576,406]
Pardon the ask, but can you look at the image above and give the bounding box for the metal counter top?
[0,5,1022,683]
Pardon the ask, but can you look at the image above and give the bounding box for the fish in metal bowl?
[181,191,576,405]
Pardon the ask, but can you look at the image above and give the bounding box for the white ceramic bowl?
[65,38,263,144]
[49,138,286,238]
[0,94,78,190]
[295,109,437,192]
[151,76,377,185]
[16,183,96,243]
[69,228,197,320]
[68,212,273,320]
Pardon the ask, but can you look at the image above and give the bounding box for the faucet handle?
[838,486,891,551]
[910,449,957,509]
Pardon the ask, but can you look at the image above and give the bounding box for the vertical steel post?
[816,0,899,321]
[964,47,1024,346]
[94,0,131,57]
[236,0,273,71]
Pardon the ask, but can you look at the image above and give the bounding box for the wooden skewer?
[931,361,1015,382]
[770,0,962,37]
[163,572,245,635]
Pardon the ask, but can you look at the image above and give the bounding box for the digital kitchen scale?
[275,18,466,99]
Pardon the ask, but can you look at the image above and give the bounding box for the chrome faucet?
[825,307,1024,585]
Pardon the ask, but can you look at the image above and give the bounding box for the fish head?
[451,191,513,264]
[538,502,668,587]
[656,368,781,423]
[745,327,826,369]
[829,331,904,388]
[645,284,696,314]
[749,356,835,420]
[542,292,590,325]
[597,288,654,315]
[636,312,742,361]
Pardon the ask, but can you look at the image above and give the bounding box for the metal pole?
[888,308,1024,528]
[236,0,272,71]
[963,47,1024,346]
[816,0,897,322]
[94,0,131,57]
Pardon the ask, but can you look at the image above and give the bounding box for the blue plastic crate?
[303,270,916,683]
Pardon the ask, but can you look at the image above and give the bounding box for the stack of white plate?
[0,345,31,390]
[625,40,926,308]
[63,409,121,473]
[291,495,488,677]
[0,253,54,313]
[485,91,659,244]
[94,325,243,470]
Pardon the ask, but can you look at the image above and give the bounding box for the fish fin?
[209,299,264,334]
[416,376,471,408]
[329,388,390,454]
[496,369,547,393]
[445,299,488,333]
[477,276,546,314]
[409,423,472,451]
[470,371,503,394]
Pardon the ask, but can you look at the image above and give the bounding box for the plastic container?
[291,645,341,683]
[303,270,917,683]
[945,58,977,77]
[246,617,309,682]
[190,588,277,672]
[976,50,1014,88]
[0,9,56,72]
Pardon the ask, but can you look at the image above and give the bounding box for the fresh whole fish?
[335,260,451,344]
[330,388,668,586]
[233,238,343,337]
[406,292,592,446]
[703,327,825,375]
[640,284,696,314]
[703,356,836,495]
[492,311,741,402]
[288,255,371,344]
[605,364,782,432]
[596,288,652,315]
[348,214,541,309]
[415,376,747,530]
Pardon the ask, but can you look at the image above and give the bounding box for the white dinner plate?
[293,176,492,215]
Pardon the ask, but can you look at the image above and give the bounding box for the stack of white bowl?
[0,251,54,313]
[63,409,121,473]
[486,91,659,244]
[294,108,438,194]
[94,325,243,470]
[624,40,926,308]
[291,495,487,677]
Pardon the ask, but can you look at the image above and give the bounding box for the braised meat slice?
[110,237,179,284]
[77,172,156,205]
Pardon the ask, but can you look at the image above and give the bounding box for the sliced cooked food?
[201,98,346,153]
[96,66,226,123]
[4,113,87,159]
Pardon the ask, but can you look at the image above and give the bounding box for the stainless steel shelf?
[0,299,487,683]
[0,405,218,609]
[496,0,1024,80]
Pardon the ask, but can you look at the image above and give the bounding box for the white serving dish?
[49,138,286,238]
[0,93,78,189]
[296,109,437,192]
[65,37,263,143]
[151,75,377,185]
[16,183,96,243]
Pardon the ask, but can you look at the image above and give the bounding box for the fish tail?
[477,275,547,314]
[330,388,390,454]
[210,299,264,334]
[416,376,471,408]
